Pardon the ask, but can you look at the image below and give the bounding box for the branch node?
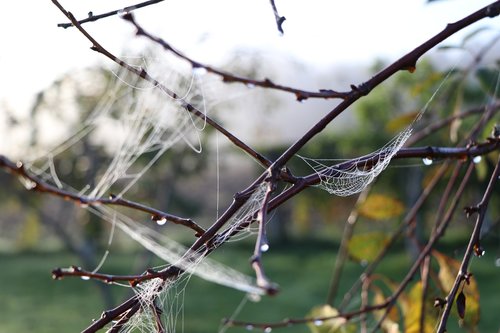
[463,206,479,218]
[434,297,447,308]
[52,268,63,280]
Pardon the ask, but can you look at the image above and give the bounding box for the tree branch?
[436,154,500,332]
[0,155,205,236]
[57,0,165,29]
[51,0,272,170]
[122,13,347,101]
[270,1,500,170]
[269,0,286,34]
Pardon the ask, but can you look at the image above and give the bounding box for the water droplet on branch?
[472,155,482,164]
[260,243,270,252]
[192,67,207,76]
[156,217,167,226]
[81,276,91,281]
[313,319,323,326]
[422,157,433,166]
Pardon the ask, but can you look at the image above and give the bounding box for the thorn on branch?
[350,83,370,96]
[121,12,134,22]
[464,206,479,218]
[52,268,63,280]
[492,124,500,138]
[434,297,447,308]
[473,242,485,257]
[295,92,307,102]
[463,272,473,285]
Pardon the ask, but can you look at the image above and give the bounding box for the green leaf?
[347,232,389,263]
[358,194,405,220]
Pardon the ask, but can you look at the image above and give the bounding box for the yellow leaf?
[373,290,401,333]
[307,305,357,333]
[433,251,480,328]
[347,232,389,263]
[358,194,405,220]
[402,282,438,333]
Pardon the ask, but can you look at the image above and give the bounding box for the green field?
[1,240,499,332]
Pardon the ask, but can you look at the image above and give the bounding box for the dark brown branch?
[338,161,451,310]
[370,162,474,332]
[436,154,500,332]
[122,13,348,101]
[0,155,205,236]
[108,302,141,333]
[51,0,272,170]
[82,296,139,333]
[51,265,164,286]
[57,0,165,29]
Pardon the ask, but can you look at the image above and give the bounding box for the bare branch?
[57,0,165,29]
[269,0,286,34]
[250,172,279,295]
[436,154,500,332]
[0,155,205,236]
[271,1,500,170]
[51,0,272,170]
[122,13,347,101]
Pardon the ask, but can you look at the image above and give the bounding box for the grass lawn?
[0,239,499,332]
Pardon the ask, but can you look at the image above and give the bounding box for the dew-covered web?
[213,182,270,246]
[22,54,208,200]
[298,65,457,197]
[299,125,413,197]
[86,204,264,333]
[13,53,267,332]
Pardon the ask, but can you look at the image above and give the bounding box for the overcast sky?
[0,0,498,152]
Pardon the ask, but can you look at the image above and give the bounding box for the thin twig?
[0,155,205,236]
[250,172,279,295]
[57,0,165,29]
[419,255,431,333]
[370,162,474,332]
[51,265,164,286]
[123,13,347,101]
[436,154,500,332]
[269,0,286,34]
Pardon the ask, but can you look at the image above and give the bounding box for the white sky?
[0,0,499,152]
